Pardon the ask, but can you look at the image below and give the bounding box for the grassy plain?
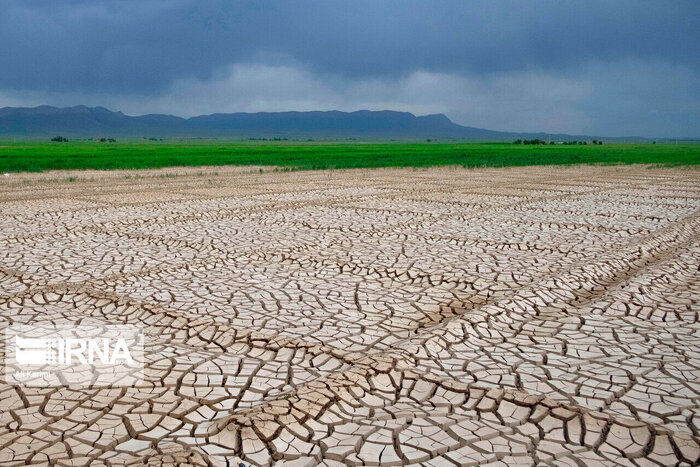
[0,141,698,173]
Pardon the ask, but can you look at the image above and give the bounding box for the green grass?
[0,141,698,173]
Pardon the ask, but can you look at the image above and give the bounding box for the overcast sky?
[1,0,699,137]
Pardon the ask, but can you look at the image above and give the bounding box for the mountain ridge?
[0,105,649,141]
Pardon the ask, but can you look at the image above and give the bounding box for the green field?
[0,141,698,173]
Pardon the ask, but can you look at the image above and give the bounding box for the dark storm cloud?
[2,0,698,93]
[1,0,699,137]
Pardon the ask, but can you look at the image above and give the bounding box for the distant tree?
[51,136,68,142]
[523,139,546,145]
[513,139,523,144]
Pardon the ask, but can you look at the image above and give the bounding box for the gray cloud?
[1,0,699,137]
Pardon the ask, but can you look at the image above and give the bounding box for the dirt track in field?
[1,165,699,465]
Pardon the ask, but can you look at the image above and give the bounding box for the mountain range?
[0,105,643,141]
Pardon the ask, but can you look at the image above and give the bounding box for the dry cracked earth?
[0,165,699,466]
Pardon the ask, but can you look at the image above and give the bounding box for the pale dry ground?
[0,165,699,466]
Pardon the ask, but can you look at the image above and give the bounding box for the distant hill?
[0,105,645,141]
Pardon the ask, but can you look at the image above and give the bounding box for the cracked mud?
[1,165,699,466]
